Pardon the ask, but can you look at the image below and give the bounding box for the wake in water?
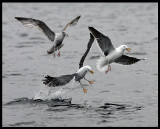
[4,78,88,107]
[33,77,79,101]
[34,85,70,101]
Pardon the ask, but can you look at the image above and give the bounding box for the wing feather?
[88,27,115,56]
[15,17,55,41]
[42,74,75,87]
[62,15,81,32]
[114,55,142,65]
[79,33,94,69]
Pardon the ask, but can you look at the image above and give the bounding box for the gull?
[42,33,95,93]
[88,26,146,74]
[15,15,81,57]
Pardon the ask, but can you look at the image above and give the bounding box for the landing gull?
[88,26,146,74]
[15,15,81,57]
[42,33,95,93]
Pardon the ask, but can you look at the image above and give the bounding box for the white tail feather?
[43,74,49,78]
[96,57,109,72]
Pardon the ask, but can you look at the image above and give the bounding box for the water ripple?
[126,52,147,56]
[29,37,45,40]
[9,121,36,127]
[4,97,74,107]
[99,90,110,93]
[15,45,32,48]
[20,33,28,37]
[89,55,100,59]
[8,73,22,76]
[125,41,139,45]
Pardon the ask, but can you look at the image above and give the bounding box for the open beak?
[126,48,131,52]
[90,70,94,74]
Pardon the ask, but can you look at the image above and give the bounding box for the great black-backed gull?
[88,27,146,74]
[15,16,81,57]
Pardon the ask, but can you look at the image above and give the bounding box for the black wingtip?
[42,74,52,85]
[15,17,19,20]
[88,26,94,30]
[15,17,21,19]
[90,33,94,39]
[15,17,24,21]
[90,27,98,32]
[77,15,81,20]
[88,26,97,34]
[88,27,102,38]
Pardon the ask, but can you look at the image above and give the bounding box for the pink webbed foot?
[105,65,111,74]
[105,70,109,74]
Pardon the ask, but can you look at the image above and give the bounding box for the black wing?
[88,27,115,56]
[79,33,94,69]
[15,17,55,41]
[42,74,75,87]
[114,55,143,65]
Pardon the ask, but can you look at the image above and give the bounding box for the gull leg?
[53,47,57,58]
[79,81,87,93]
[109,65,111,71]
[84,77,94,85]
[105,64,110,74]
[57,44,64,57]
[53,53,56,58]
[58,50,60,57]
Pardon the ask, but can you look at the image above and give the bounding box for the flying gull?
[15,16,81,57]
[88,27,146,74]
[42,33,95,93]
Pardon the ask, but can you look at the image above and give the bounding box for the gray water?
[2,3,158,127]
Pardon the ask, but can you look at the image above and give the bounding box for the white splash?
[33,85,51,100]
[49,88,67,99]
[33,82,76,101]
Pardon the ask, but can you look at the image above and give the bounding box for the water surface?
[2,2,158,127]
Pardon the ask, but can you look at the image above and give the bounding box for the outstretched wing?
[114,55,144,65]
[42,74,75,87]
[62,15,81,32]
[88,27,115,56]
[79,33,94,69]
[15,17,55,41]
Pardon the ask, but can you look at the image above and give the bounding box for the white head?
[77,65,94,74]
[119,45,131,52]
[84,66,94,74]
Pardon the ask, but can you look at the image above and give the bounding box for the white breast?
[55,33,64,42]
[96,48,124,72]
[108,48,124,61]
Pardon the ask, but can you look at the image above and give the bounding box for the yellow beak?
[126,48,131,52]
[90,70,94,74]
